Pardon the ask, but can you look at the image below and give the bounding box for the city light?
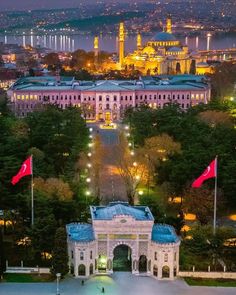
[87,163,92,168]
[133,162,137,167]
[86,178,91,183]
[128,143,132,147]
[88,152,92,157]
[130,151,135,156]
[135,175,140,180]
[89,127,93,132]
[85,190,91,196]
[138,190,144,195]
[125,125,129,130]
[88,143,93,148]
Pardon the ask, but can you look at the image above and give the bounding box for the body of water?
[1,33,236,53]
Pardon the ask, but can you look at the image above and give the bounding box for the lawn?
[185,277,236,287]
[3,273,54,283]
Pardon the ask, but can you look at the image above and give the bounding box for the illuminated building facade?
[8,75,211,121]
[121,16,192,75]
[66,201,180,280]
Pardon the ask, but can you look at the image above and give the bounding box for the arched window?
[153,265,158,277]
[174,267,177,277]
[89,263,93,275]
[162,265,170,278]
[70,264,74,275]
[78,264,86,276]
[154,252,157,260]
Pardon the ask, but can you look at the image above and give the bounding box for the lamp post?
[56,273,61,295]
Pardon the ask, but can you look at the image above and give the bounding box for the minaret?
[166,15,172,34]
[119,22,125,69]
[94,36,99,66]
[137,33,142,50]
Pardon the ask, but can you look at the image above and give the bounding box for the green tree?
[43,53,61,71]
[51,227,69,277]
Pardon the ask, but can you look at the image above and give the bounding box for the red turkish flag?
[192,158,217,188]
[11,156,32,185]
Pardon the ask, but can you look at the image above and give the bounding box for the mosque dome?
[152,32,176,42]
[142,46,156,55]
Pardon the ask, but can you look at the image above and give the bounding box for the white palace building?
[66,202,180,280]
[7,75,210,121]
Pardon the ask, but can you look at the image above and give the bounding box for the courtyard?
[1,272,236,295]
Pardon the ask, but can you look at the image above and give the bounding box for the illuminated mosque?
[95,16,212,75]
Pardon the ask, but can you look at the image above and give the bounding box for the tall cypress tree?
[51,227,69,277]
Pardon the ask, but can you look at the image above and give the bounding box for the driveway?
[0,272,235,295]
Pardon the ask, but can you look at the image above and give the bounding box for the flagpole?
[213,156,218,235]
[31,155,34,227]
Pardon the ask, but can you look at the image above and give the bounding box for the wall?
[179,271,236,279]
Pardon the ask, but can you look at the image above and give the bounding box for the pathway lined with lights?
[88,124,127,204]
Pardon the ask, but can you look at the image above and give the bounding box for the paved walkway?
[0,272,235,295]
[90,124,127,204]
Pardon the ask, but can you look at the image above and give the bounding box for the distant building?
[66,201,180,280]
[7,75,211,121]
[95,16,211,75]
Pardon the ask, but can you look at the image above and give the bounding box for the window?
[121,96,123,101]
[163,95,166,99]
[106,96,109,102]
[164,253,168,262]
[135,95,138,100]
[174,252,177,261]
[130,96,132,100]
[74,95,76,100]
[71,250,74,259]
[144,95,147,100]
[99,95,102,101]
[65,95,67,100]
[90,251,93,259]
[125,96,128,101]
[182,95,185,99]
[78,95,81,100]
[172,95,175,100]
[187,95,190,99]
[106,104,109,109]
[177,95,180,99]
[114,95,117,101]
[80,251,84,260]
[158,95,161,100]
[140,95,143,100]
[154,252,157,260]
[154,95,157,99]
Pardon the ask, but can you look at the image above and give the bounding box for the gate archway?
[113,244,132,271]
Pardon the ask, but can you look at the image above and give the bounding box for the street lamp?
[88,152,92,157]
[56,273,61,295]
[86,177,91,183]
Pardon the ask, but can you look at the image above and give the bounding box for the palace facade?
[8,75,210,121]
[66,202,180,280]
